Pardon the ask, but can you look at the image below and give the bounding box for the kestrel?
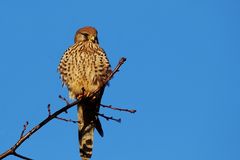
[58,26,111,160]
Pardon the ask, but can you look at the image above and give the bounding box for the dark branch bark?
[100,104,137,113]
[13,152,32,160]
[20,121,29,139]
[0,57,127,160]
[97,113,121,123]
[58,95,70,105]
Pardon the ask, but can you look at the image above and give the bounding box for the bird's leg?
[77,94,83,100]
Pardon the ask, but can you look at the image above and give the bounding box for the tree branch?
[13,152,32,160]
[97,113,121,123]
[58,95,70,105]
[20,121,29,139]
[0,57,127,159]
[100,104,136,113]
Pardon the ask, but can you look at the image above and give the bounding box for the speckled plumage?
[58,26,111,160]
[58,41,111,98]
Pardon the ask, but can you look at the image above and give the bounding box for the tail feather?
[77,89,104,160]
[95,118,104,137]
[78,103,103,160]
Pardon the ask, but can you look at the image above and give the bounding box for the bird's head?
[74,26,99,44]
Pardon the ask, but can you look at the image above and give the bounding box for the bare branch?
[13,152,32,160]
[58,95,69,105]
[48,104,79,123]
[20,121,29,139]
[0,57,127,159]
[47,104,51,116]
[55,117,79,124]
[100,104,136,113]
[97,113,121,123]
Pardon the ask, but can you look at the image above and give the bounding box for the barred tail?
[78,104,95,160]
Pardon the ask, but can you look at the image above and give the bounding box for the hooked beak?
[88,35,95,42]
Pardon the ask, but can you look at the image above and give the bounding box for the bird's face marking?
[74,26,99,44]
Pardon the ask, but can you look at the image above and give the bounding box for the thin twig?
[48,104,79,123]
[47,104,51,116]
[20,121,29,139]
[55,116,79,124]
[100,104,136,113]
[58,95,69,105]
[0,57,126,160]
[13,152,32,160]
[97,113,121,123]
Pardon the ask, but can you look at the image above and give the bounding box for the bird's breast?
[58,42,110,99]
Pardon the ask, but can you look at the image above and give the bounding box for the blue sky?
[0,0,240,160]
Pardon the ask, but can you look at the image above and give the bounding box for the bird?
[58,26,111,160]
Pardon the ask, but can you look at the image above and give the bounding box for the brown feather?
[58,26,111,160]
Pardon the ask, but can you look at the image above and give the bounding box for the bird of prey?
[58,26,111,160]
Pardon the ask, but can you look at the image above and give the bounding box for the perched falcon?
[58,26,111,160]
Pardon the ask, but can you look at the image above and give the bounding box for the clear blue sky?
[0,0,240,160]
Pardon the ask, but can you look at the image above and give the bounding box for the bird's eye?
[81,33,88,37]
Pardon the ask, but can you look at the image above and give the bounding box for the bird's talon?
[77,94,83,100]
